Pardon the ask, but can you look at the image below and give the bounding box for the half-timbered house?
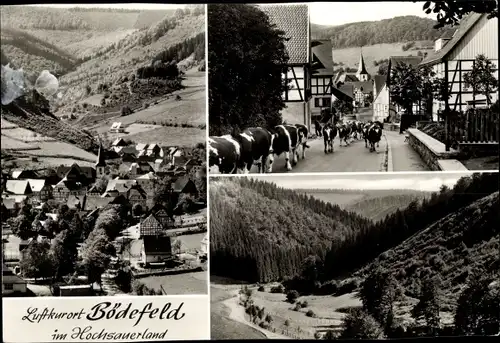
[261,4,312,128]
[310,39,334,123]
[420,13,498,120]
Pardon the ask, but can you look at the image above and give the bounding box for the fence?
[449,109,499,143]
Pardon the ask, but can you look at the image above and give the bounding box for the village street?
[251,127,428,173]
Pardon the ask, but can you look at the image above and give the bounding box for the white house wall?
[373,84,389,122]
[283,67,305,101]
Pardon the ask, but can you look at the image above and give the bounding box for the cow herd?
[208,120,383,174]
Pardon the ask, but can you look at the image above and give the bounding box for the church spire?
[95,137,106,168]
[356,48,369,80]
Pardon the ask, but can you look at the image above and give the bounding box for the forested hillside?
[209,177,372,282]
[355,191,499,305]
[346,193,430,222]
[210,173,499,289]
[312,16,455,49]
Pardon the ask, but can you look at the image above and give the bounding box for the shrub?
[270,284,284,293]
[293,303,301,311]
[257,285,265,292]
[301,300,308,308]
[306,309,317,318]
[339,308,385,339]
[286,290,299,303]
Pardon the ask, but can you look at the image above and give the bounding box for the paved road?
[250,134,387,173]
[384,130,429,171]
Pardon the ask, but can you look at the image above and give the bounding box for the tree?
[420,1,498,29]
[208,4,289,135]
[332,98,353,118]
[339,308,385,339]
[19,241,54,280]
[359,266,399,329]
[390,62,445,115]
[153,177,178,215]
[81,228,116,288]
[463,54,498,106]
[50,229,78,280]
[411,275,442,335]
[93,178,108,194]
[94,208,123,239]
[11,214,35,240]
[454,273,500,336]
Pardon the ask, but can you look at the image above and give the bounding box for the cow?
[232,127,274,173]
[208,135,241,174]
[295,123,310,160]
[367,123,383,152]
[268,124,299,172]
[337,123,352,146]
[362,121,373,148]
[322,123,337,154]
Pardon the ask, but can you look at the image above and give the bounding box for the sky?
[27,3,184,10]
[246,173,474,192]
[309,1,435,26]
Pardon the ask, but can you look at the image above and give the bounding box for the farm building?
[26,179,52,202]
[2,265,27,296]
[141,236,172,265]
[109,122,125,133]
[420,13,498,120]
[260,4,312,128]
[310,39,334,123]
[172,176,198,196]
[11,169,39,180]
[5,180,32,196]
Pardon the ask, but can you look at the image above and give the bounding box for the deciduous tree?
[463,54,498,106]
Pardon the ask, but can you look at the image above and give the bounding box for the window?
[314,97,331,108]
[5,283,13,290]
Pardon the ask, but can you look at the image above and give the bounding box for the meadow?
[140,271,207,295]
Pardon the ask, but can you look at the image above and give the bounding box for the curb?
[384,134,394,172]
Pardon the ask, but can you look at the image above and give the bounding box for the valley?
[210,173,500,339]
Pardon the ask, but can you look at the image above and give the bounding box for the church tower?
[95,138,106,178]
[356,48,370,82]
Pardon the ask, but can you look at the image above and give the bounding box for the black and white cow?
[208,135,241,174]
[233,127,274,173]
[295,123,310,160]
[367,123,383,152]
[337,123,352,146]
[268,124,299,172]
[362,121,373,148]
[322,123,337,154]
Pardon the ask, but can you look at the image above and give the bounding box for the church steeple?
[356,48,370,81]
[95,137,106,177]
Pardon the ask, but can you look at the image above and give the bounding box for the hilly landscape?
[300,188,432,222]
[1,5,206,171]
[311,15,456,75]
[210,173,499,339]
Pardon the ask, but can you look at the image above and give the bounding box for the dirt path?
[221,289,292,339]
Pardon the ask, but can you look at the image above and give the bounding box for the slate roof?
[420,13,483,66]
[172,176,196,193]
[311,39,333,76]
[260,4,309,64]
[112,138,128,147]
[83,196,113,212]
[105,179,137,193]
[373,75,387,98]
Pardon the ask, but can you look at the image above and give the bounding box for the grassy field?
[211,287,268,340]
[140,271,207,295]
[123,125,205,147]
[333,41,433,75]
[1,119,97,164]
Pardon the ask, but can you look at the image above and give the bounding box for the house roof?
[83,196,113,212]
[373,75,386,98]
[11,170,39,179]
[260,4,309,64]
[112,138,127,147]
[136,172,158,180]
[311,39,333,76]
[338,84,354,98]
[54,178,84,191]
[172,176,195,192]
[110,122,122,129]
[25,179,46,192]
[420,13,484,66]
[67,194,86,209]
[105,179,137,193]
[390,56,423,68]
[332,85,354,103]
[127,185,148,199]
[351,81,373,93]
[6,180,31,195]
[136,143,148,151]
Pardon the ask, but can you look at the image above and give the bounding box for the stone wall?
[407,128,461,171]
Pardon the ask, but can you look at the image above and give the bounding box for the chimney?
[434,38,451,52]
